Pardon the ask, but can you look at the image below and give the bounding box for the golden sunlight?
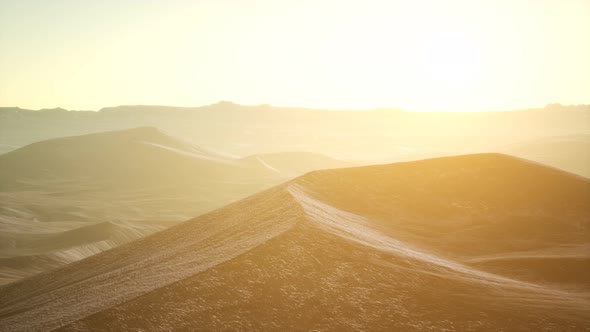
[1,0,589,111]
[417,33,483,87]
[1,1,589,331]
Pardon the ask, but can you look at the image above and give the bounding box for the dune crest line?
[287,183,588,302]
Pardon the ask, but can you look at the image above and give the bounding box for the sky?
[1,0,589,112]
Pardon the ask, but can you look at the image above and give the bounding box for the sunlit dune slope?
[297,153,590,287]
[0,154,588,331]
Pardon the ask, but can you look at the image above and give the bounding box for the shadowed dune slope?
[0,128,347,285]
[0,126,277,191]
[0,127,278,285]
[0,221,165,285]
[238,151,353,177]
[0,154,589,331]
[0,126,287,228]
[1,221,138,256]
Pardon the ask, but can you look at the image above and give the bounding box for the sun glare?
[1,1,590,331]
[418,34,483,87]
[309,12,488,111]
[1,0,589,111]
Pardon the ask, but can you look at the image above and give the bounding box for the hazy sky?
[1,0,589,111]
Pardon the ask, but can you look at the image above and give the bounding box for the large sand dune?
[1,153,588,331]
[0,128,350,285]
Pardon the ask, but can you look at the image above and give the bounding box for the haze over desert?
[1,1,589,331]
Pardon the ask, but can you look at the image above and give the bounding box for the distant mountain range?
[1,153,587,331]
[498,134,590,177]
[1,102,589,163]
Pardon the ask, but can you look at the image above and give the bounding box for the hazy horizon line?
[2,101,589,113]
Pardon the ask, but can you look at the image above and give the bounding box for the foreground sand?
[1,154,588,331]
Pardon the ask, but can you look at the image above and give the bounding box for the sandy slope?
[238,152,353,177]
[0,154,589,331]
[0,220,167,285]
[0,128,350,285]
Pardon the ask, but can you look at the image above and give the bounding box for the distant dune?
[0,221,160,285]
[1,153,588,331]
[238,151,353,177]
[0,126,264,190]
[499,135,590,178]
[0,127,349,285]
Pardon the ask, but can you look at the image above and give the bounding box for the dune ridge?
[0,154,588,331]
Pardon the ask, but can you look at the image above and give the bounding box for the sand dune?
[0,126,269,190]
[1,153,588,331]
[0,220,166,284]
[238,151,353,177]
[0,128,349,285]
